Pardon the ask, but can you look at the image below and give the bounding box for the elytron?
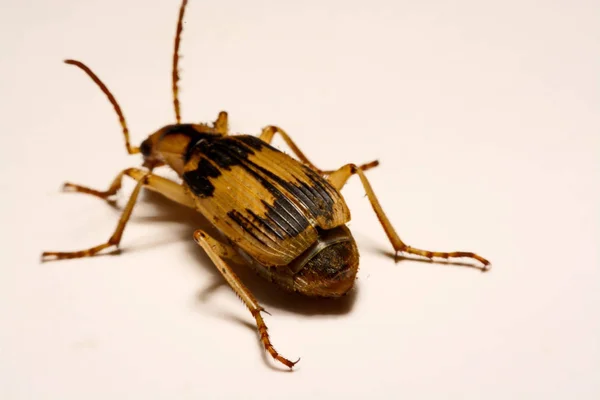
[43,0,490,368]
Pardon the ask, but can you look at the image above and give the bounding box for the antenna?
[64,59,139,154]
[172,0,189,124]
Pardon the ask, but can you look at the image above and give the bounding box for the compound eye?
[140,139,152,157]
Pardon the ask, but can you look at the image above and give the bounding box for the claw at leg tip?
[290,357,301,369]
[40,252,54,262]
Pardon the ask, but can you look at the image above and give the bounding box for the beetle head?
[140,123,221,173]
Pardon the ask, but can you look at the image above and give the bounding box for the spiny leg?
[62,170,128,204]
[42,170,196,262]
[42,174,148,261]
[193,230,299,369]
[259,125,379,174]
[328,164,490,269]
[64,60,139,155]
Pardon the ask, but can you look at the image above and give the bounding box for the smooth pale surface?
[0,0,598,398]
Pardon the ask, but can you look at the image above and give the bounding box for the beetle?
[42,0,490,369]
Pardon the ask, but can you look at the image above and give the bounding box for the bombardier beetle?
[42,0,490,368]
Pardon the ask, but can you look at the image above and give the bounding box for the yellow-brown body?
[42,0,490,369]
[142,124,360,297]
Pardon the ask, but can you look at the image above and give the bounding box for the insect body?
[42,0,490,369]
[143,125,361,297]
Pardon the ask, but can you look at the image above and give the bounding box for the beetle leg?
[62,168,196,209]
[62,170,128,204]
[213,111,229,135]
[327,164,491,269]
[259,125,318,170]
[42,173,148,261]
[193,230,299,369]
[259,125,378,174]
[325,160,380,189]
[42,170,195,261]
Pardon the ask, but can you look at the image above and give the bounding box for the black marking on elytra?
[186,133,333,233]
[300,166,336,218]
[225,153,309,239]
[187,135,275,173]
[197,137,255,170]
[184,136,210,162]
[250,161,337,222]
[237,135,269,151]
[243,167,309,238]
[183,158,221,197]
[205,137,311,238]
[195,135,279,170]
[261,199,309,238]
[215,140,254,168]
[184,136,260,198]
[261,168,319,213]
[246,209,286,241]
[227,210,270,247]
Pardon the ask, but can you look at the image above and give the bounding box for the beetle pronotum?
[42,0,490,368]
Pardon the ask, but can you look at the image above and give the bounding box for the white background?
[1,0,598,398]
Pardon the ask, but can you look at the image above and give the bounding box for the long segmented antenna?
[64,59,139,155]
[172,0,189,124]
